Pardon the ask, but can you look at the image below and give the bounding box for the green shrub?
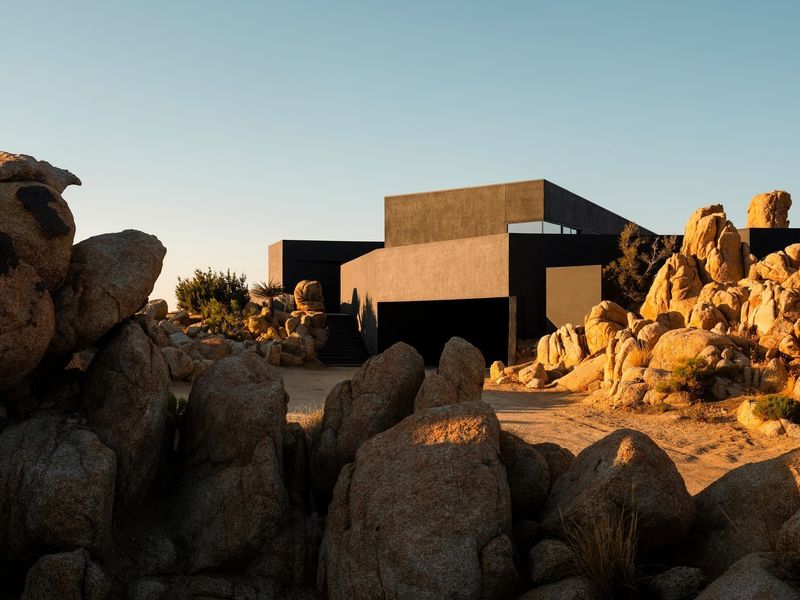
[175,268,249,313]
[656,357,716,397]
[753,394,800,423]
[201,298,244,337]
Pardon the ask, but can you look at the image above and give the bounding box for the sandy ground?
[174,365,800,495]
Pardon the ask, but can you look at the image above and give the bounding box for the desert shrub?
[656,357,716,397]
[753,394,800,423]
[603,223,677,311]
[287,406,324,443]
[563,506,639,600]
[625,347,651,369]
[175,268,249,313]
[201,298,245,337]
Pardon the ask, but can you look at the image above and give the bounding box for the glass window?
[507,221,579,234]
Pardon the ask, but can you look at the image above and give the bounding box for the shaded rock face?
[0,415,116,559]
[294,279,324,312]
[0,235,55,390]
[21,549,111,600]
[81,320,170,516]
[323,401,516,600]
[177,353,289,573]
[0,181,75,290]
[649,328,735,370]
[518,577,597,600]
[747,190,792,229]
[49,230,166,355]
[437,336,485,403]
[678,449,800,578]
[696,553,800,600]
[311,342,425,501]
[500,431,551,518]
[0,151,81,195]
[415,337,484,412]
[540,429,695,552]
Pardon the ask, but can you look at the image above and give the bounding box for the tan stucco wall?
[384,180,544,247]
[545,265,602,328]
[340,234,511,353]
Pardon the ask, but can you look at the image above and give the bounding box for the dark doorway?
[377,298,509,365]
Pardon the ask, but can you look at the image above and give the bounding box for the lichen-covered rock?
[81,320,170,515]
[323,401,516,600]
[311,342,424,500]
[437,336,485,403]
[21,549,111,600]
[540,429,694,552]
[0,234,55,390]
[500,430,551,518]
[0,415,116,559]
[0,151,81,194]
[747,190,792,229]
[649,328,735,371]
[696,553,800,600]
[49,230,166,355]
[176,353,289,572]
[294,279,325,312]
[0,181,76,290]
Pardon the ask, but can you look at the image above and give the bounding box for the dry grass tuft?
[287,406,324,443]
[625,347,651,369]
[563,506,639,600]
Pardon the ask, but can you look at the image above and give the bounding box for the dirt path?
[483,386,800,494]
[179,365,800,495]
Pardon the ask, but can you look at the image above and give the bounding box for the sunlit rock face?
[747,190,792,228]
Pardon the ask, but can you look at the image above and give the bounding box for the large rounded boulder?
[311,342,425,501]
[176,353,289,573]
[676,448,800,577]
[322,401,516,600]
[539,429,694,552]
[81,319,171,515]
[0,233,55,390]
[500,430,552,518]
[0,151,81,194]
[747,190,792,229]
[294,279,325,312]
[649,328,736,370]
[437,336,485,403]
[49,230,166,355]
[0,181,76,291]
[0,415,116,559]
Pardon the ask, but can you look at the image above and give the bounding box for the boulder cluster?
[495,190,800,437]
[2,153,799,598]
[147,278,329,384]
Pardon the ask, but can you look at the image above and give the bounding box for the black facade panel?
[377,298,509,365]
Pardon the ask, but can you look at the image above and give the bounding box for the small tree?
[603,223,677,311]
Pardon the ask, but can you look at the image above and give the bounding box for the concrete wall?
[340,234,510,353]
[384,181,542,248]
[546,265,602,329]
[384,179,651,247]
[268,240,383,312]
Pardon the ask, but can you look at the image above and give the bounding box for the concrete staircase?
[317,313,371,366]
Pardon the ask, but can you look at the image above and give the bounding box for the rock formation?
[747,190,792,228]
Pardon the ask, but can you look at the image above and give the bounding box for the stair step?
[318,314,370,366]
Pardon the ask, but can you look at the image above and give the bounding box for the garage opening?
[377,298,509,366]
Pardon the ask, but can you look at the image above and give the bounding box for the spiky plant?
[250,278,285,308]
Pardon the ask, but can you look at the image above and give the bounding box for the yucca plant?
[250,279,285,308]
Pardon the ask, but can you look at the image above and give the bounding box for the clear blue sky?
[5,1,799,306]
